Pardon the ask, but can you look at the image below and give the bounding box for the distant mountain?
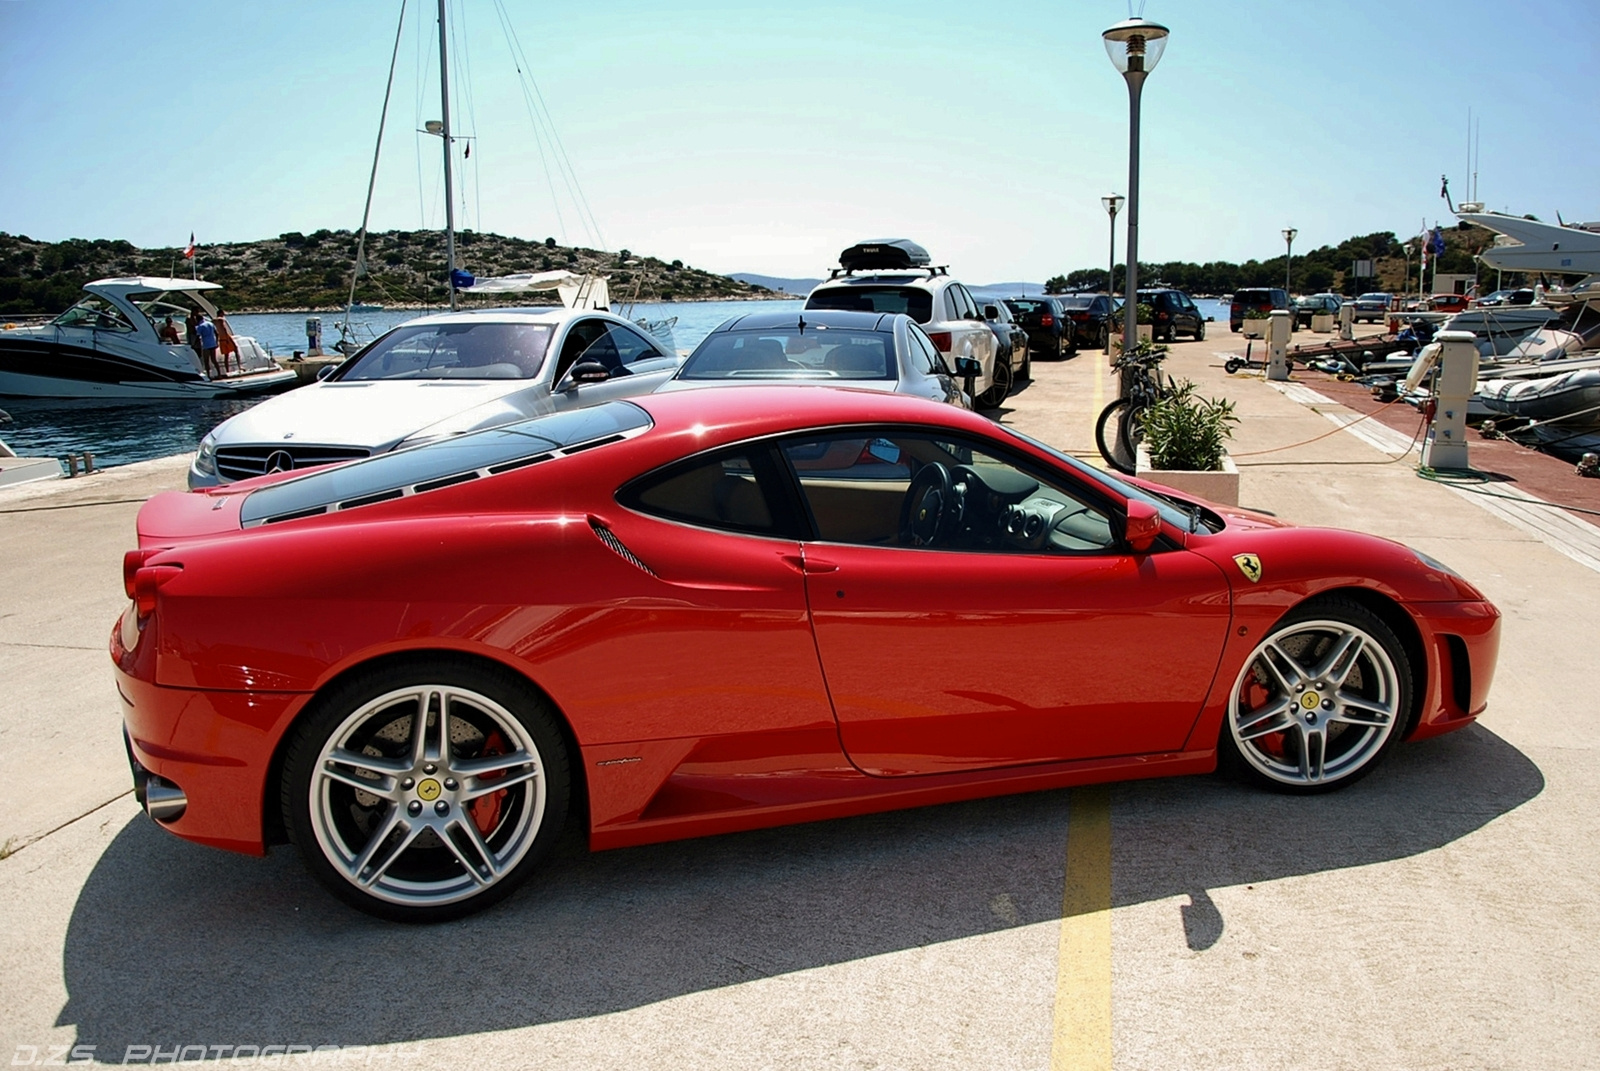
[969,281,1049,296]
[732,273,822,296]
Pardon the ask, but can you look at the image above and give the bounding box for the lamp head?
[1103,17,1170,75]
[1283,227,1298,243]
[1102,194,1125,216]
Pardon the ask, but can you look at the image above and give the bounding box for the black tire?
[1194,320,1205,342]
[1094,397,1140,474]
[1020,343,1032,382]
[1225,358,1243,374]
[1218,597,1413,795]
[976,356,1013,409]
[281,656,572,922]
[1053,336,1064,361]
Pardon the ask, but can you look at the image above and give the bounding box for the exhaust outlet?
[142,777,187,823]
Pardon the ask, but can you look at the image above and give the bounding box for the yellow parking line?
[1051,785,1112,1071]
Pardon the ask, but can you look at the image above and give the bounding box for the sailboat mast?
[437,0,458,311]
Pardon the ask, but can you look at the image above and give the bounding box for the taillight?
[1157,312,1171,320]
[1040,314,1054,327]
[131,564,183,616]
[1071,312,1090,321]
[927,331,953,351]
[123,548,161,598]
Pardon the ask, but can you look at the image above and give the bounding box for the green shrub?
[1137,380,1238,471]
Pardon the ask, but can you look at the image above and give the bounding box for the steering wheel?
[899,462,955,547]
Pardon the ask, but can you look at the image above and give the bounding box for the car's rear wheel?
[977,357,1013,409]
[1220,598,1411,794]
[282,658,570,922]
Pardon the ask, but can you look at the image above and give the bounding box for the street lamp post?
[1103,16,1169,397]
[1402,242,1413,302]
[1282,227,1297,294]
[1102,194,1124,355]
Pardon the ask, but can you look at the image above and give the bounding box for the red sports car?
[113,387,1500,921]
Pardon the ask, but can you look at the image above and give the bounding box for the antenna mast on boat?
[437,0,458,312]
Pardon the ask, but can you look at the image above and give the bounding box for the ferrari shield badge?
[1233,553,1263,583]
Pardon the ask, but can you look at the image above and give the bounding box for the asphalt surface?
[1,326,1596,1069]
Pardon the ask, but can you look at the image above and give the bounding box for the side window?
[623,449,778,535]
[956,285,979,320]
[781,432,1115,553]
[555,319,611,380]
[908,326,949,376]
[604,323,667,369]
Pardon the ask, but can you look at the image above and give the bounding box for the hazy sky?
[3,0,1597,282]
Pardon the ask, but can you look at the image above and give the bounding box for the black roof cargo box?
[838,239,930,272]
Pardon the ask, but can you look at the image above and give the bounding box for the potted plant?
[1134,380,1241,505]
[1113,302,1156,343]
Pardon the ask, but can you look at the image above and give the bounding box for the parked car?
[1055,292,1115,350]
[1003,296,1077,361]
[187,307,680,488]
[116,385,1502,920]
[1427,293,1470,313]
[1293,293,1343,328]
[1138,288,1206,342]
[805,240,1005,407]
[1353,292,1394,323]
[659,309,971,408]
[979,297,1031,382]
[1230,287,1294,333]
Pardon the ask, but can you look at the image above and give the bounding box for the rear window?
[239,402,651,526]
[1234,289,1272,303]
[1056,297,1095,310]
[1006,300,1049,315]
[806,286,933,324]
[680,328,895,380]
[1357,293,1390,302]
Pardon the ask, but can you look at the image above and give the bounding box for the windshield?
[335,321,554,381]
[52,294,136,333]
[1357,293,1389,302]
[806,286,933,324]
[996,424,1205,533]
[681,327,895,380]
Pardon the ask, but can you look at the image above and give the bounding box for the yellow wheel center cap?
[417,778,442,801]
[1301,692,1321,711]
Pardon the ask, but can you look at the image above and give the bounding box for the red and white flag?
[183,232,196,259]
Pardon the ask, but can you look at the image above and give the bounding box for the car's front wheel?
[1220,598,1412,793]
[282,657,571,922]
[976,357,1013,409]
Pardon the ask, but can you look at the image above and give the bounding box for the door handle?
[805,558,839,574]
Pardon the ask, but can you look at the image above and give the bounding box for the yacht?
[0,277,298,399]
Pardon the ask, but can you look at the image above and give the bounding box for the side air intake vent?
[590,519,656,577]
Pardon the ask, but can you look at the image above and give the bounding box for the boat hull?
[0,337,297,399]
[0,366,298,399]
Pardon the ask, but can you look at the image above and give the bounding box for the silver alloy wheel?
[1227,618,1402,787]
[309,684,546,908]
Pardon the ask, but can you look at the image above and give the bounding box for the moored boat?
[0,277,298,399]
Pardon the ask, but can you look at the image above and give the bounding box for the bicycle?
[1094,344,1175,474]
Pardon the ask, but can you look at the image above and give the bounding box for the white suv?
[804,241,1005,407]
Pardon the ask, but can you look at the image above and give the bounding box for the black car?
[1230,287,1294,332]
[1055,293,1115,349]
[1139,288,1206,342]
[979,298,1031,382]
[1003,297,1076,360]
[1293,293,1343,328]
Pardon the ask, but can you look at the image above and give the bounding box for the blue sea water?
[0,295,1228,470]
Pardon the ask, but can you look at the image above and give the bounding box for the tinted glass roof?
[239,402,650,526]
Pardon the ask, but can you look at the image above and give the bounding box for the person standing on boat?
[184,307,202,357]
[214,309,239,374]
[195,314,221,378]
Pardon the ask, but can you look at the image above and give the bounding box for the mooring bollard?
[1338,301,1354,341]
[64,454,79,477]
[1421,330,1479,471]
[82,452,95,474]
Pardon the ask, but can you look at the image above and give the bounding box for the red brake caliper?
[467,729,509,836]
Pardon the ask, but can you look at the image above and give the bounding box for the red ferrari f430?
[113,387,1500,920]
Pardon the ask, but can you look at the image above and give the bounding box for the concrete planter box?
[1136,324,1154,343]
[1241,318,1268,339]
[1136,446,1240,506]
[1311,312,1335,332]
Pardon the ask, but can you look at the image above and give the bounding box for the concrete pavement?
[1,331,1596,1069]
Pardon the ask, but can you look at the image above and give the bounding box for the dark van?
[1230,287,1293,333]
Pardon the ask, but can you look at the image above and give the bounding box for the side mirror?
[1205,315,1215,322]
[1123,499,1161,552]
[953,356,981,378]
[567,360,611,386]
[315,363,338,381]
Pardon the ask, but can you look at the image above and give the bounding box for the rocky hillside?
[0,229,773,314]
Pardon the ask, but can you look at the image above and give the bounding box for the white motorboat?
[1456,208,1600,277]
[0,277,298,399]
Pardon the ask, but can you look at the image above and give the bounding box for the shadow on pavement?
[57,723,1538,1056]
